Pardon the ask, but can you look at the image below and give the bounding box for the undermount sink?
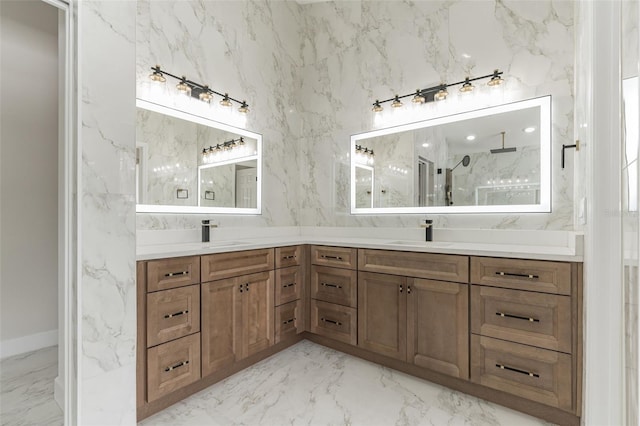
[203,241,248,247]
[385,240,453,247]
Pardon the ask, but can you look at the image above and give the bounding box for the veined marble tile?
[0,346,63,426]
[139,340,550,426]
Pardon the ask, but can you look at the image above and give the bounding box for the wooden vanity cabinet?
[274,246,305,343]
[201,270,274,378]
[469,256,581,414]
[309,246,358,344]
[357,270,469,379]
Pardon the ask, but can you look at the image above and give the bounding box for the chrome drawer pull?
[321,255,343,261]
[283,282,296,288]
[164,310,189,319]
[495,312,540,323]
[495,363,539,378]
[165,360,189,372]
[320,282,342,289]
[496,272,539,279]
[282,255,296,260]
[283,318,296,325]
[321,317,342,326]
[164,271,188,278]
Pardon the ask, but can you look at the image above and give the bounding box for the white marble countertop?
[136,227,583,262]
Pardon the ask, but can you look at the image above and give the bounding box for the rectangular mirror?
[351,96,551,214]
[136,99,262,214]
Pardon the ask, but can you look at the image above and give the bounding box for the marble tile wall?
[136,0,575,232]
[79,1,136,424]
[136,0,303,230]
[298,0,575,229]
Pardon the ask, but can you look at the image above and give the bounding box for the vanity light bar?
[202,137,245,157]
[149,65,250,113]
[355,144,374,157]
[371,69,504,112]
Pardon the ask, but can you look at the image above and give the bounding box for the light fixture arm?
[371,70,503,109]
[149,65,248,109]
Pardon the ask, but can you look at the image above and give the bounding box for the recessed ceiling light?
[466,135,476,141]
[523,126,536,133]
[422,143,430,147]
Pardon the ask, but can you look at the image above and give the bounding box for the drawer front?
[147,256,200,292]
[147,333,201,403]
[202,248,274,282]
[275,300,303,343]
[147,285,200,347]
[275,246,302,268]
[470,257,571,295]
[311,246,357,270]
[358,249,469,283]
[311,265,357,307]
[310,300,357,345]
[275,266,302,306]
[471,335,573,412]
[471,286,572,353]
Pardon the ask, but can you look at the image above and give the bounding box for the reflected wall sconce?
[355,144,375,165]
[371,69,504,113]
[202,137,246,163]
[149,65,250,114]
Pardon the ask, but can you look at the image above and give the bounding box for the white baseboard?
[54,375,64,409]
[0,329,58,359]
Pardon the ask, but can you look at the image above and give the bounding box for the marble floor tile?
[0,346,63,426]
[140,340,551,426]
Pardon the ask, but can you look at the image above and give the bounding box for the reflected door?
[236,167,257,208]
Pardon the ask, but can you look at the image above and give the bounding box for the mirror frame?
[136,98,262,214]
[350,96,551,214]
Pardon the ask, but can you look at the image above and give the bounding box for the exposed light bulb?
[176,76,191,94]
[199,86,213,102]
[459,78,474,93]
[487,70,504,87]
[238,101,249,114]
[391,95,403,108]
[372,100,383,113]
[220,94,232,107]
[412,90,425,104]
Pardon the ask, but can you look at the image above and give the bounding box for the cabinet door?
[358,272,406,361]
[407,279,469,379]
[201,278,242,377]
[241,271,274,358]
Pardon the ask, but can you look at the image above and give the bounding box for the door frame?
[41,0,78,424]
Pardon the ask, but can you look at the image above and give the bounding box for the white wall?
[0,0,59,357]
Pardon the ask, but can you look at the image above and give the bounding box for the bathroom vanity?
[136,235,582,425]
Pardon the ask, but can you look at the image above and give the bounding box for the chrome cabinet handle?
[164,270,188,278]
[321,255,343,261]
[165,360,189,372]
[283,282,296,288]
[495,363,539,378]
[283,318,296,325]
[321,317,342,326]
[164,310,189,319]
[495,312,540,323]
[495,271,539,279]
[320,282,342,289]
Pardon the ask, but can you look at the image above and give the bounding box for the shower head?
[490,131,516,154]
[451,154,471,171]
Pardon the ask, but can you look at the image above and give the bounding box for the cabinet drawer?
[358,249,469,283]
[470,257,571,295]
[311,246,357,270]
[275,266,302,306]
[311,265,357,307]
[147,285,200,347]
[201,248,274,282]
[275,300,303,343]
[275,246,302,268]
[147,256,200,292]
[310,300,357,345]
[471,335,573,412]
[471,286,572,353]
[147,333,201,403]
